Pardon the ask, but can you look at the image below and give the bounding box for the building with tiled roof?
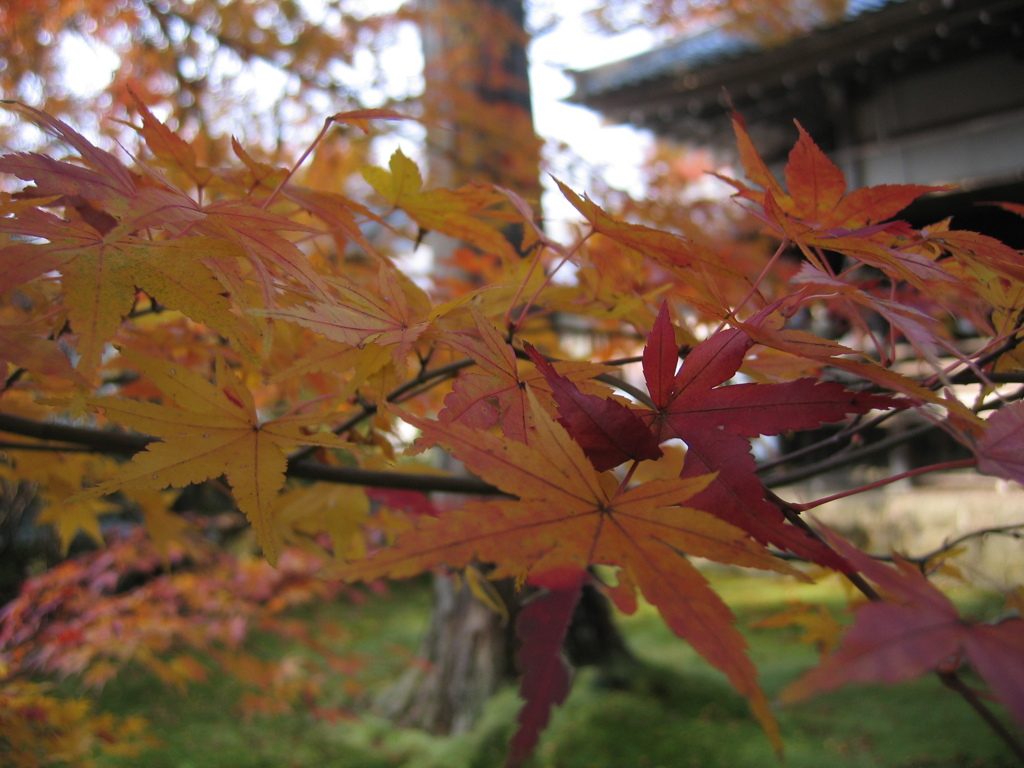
[569,0,1024,243]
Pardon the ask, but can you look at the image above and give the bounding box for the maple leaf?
[791,262,945,366]
[73,353,352,564]
[784,123,950,230]
[36,497,118,554]
[752,601,844,655]
[363,149,520,261]
[554,179,740,318]
[722,116,963,289]
[336,392,795,749]
[437,306,611,444]
[0,211,252,372]
[0,102,137,212]
[637,303,897,567]
[131,489,194,564]
[727,116,949,231]
[276,483,370,561]
[734,315,982,427]
[0,314,87,387]
[281,184,387,262]
[128,90,212,189]
[925,227,1024,285]
[525,343,662,471]
[6,451,120,552]
[193,200,332,303]
[506,570,585,768]
[782,525,1024,733]
[437,306,531,441]
[975,400,1024,485]
[257,261,434,367]
[0,101,203,231]
[555,178,739,280]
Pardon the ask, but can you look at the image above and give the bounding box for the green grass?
[71,570,1019,768]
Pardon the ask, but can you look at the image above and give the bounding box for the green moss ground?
[71,571,1019,768]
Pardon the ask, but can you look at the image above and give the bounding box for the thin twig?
[938,672,1024,764]
[790,458,977,512]
[767,524,1024,567]
[285,355,477,465]
[766,489,881,601]
[760,421,936,487]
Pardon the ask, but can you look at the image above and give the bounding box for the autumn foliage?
[2,94,1024,766]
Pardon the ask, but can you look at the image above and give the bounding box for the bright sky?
[528,2,657,228]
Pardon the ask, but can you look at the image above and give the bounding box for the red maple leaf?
[525,343,662,471]
[783,525,1024,733]
[636,303,897,566]
[975,400,1024,485]
[506,570,585,768]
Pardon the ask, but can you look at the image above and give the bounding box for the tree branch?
[766,488,1024,762]
[0,412,502,496]
[939,672,1024,764]
[760,421,936,487]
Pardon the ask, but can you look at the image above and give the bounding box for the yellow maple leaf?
[75,353,352,564]
[36,496,118,553]
[128,488,193,564]
[363,149,521,261]
[8,452,119,551]
[752,601,844,655]
[276,482,369,560]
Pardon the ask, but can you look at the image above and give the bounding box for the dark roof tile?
[570,0,907,99]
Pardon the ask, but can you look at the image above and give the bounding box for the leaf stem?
[509,228,593,335]
[615,461,640,497]
[714,236,788,335]
[260,116,333,210]
[789,458,977,512]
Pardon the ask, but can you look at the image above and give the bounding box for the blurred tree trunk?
[378,0,631,735]
[420,0,542,198]
[376,573,515,734]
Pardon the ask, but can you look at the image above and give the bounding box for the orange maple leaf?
[438,306,615,444]
[554,178,740,318]
[723,117,962,289]
[73,353,352,564]
[128,90,213,189]
[728,116,949,231]
[0,211,252,373]
[193,200,331,298]
[336,392,796,750]
[258,261,434,368]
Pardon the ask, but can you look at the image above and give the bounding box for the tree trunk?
[420,0,542,198]
[378,0,631,735]
[376,575,514,733]
[378,574,634,734]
